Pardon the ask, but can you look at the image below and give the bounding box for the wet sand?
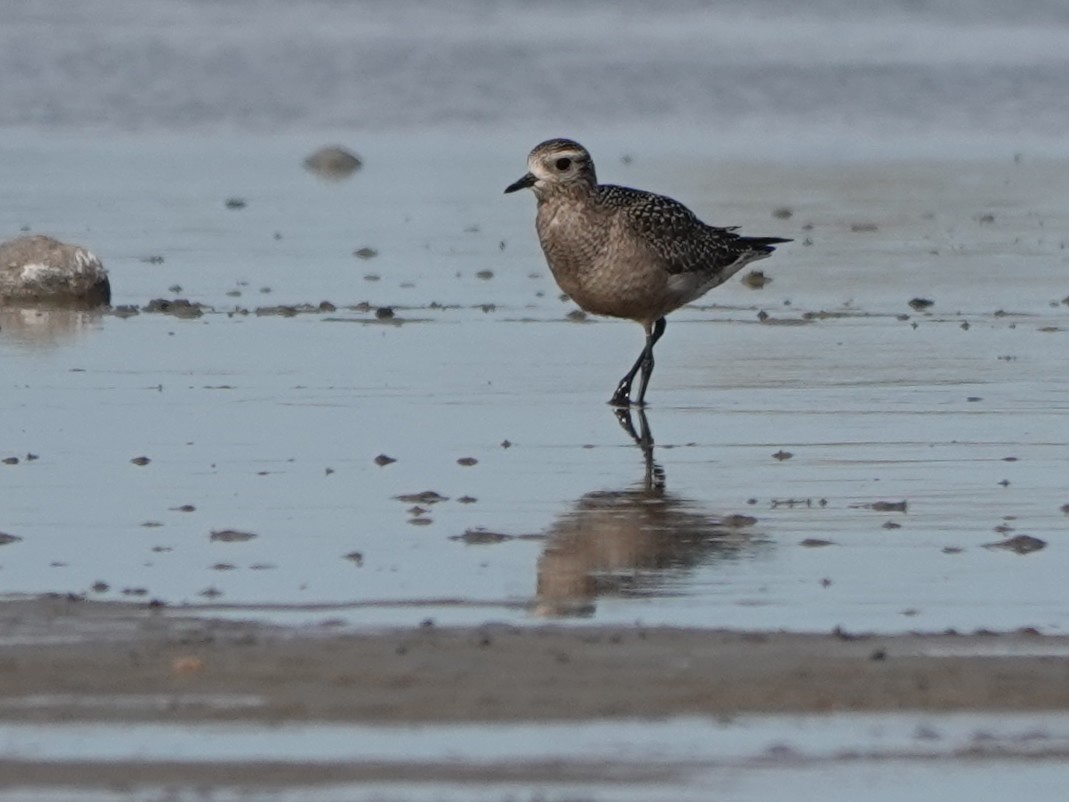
[4,596,1069,796]
[4,596,1069,724]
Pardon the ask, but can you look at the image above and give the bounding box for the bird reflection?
[535,408,760,617]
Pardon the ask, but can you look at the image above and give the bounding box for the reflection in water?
[0,307,104,349]
[536,409,762,617]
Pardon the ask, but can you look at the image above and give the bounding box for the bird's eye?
[555,157,572,171]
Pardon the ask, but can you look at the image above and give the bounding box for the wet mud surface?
[2,136,1069,799]
[3,595,1069,798]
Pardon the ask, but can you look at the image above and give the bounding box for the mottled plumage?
[506,137,789,407]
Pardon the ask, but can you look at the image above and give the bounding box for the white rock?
[0,235,110,307]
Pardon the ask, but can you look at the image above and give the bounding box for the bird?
[505,138,790,407]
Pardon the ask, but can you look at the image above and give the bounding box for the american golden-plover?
[506,138,789,407]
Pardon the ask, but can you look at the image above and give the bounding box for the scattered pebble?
[457,495,478,504]
[408,517,433,526]
[304,146,362,179]
[984,535,1046,555]
[171,504,196,512]
[741,270,771,289]
[224,198,247,210]
[451,528,513,544]
[866,501,908,512]
[800,538,834,547]
[209,529,258,542]
[374,454,397,466]
[2,456,18,465]
[344,551,364,566]
[882,521,902,529]
[500,440,512,449]
[476,270,494,280]
[850,222,879,232]
[171,656,205,675]
[130,456,151,466]
[375,306,395,319]
[772,450,793,461]
[909,298,934,311]
[456,457,478,466]
[0,532,22,546]
[772,207,793,219]
[143,298,205,318]
[721,514,758,528]
[394,491,448,504]
[90,581,109,593]
[354,247,378,259]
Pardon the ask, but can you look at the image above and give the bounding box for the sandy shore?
[4,596,1069,725]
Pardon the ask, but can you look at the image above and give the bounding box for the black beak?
[504,172,537,194]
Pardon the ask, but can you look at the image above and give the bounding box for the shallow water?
[2,133,1067,633]
[4,713,1069,801]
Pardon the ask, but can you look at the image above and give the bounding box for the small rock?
[456,457,478,466]
[171,656,205,675]
[0,235,110,307]
[721,514,757,528]
[908,298,934,311]
[772,207,793,219]
[2,456,18,465]
[304,146,362,179]
[741,270,771,289]
[224,198,247,210]
[850,222,878,232]
[374,454,397,466]
[209,529,258,542]
[870,500,908,512]
[344,551,364,566]
[800,538,834,547]
[142,298,205,318]
[375,306,395,320]
[130,456,151,466]
[394,490,448,504]
[354,247,378,259]
[0,532,23,546]
[451,528,513,544]
[772,450,793,461]
[984,535,1046,555]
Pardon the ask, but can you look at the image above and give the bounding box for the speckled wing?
[596,184,780,277]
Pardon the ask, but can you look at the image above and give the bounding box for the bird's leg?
[610,318,666,407]
[610,354,644,407]
[634,317,666,406]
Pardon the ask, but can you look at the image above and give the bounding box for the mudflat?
[3,596,1068,725]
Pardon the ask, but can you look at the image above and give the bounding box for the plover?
[506,138,790,407]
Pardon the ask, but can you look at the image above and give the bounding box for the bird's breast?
[533,202,670,322]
